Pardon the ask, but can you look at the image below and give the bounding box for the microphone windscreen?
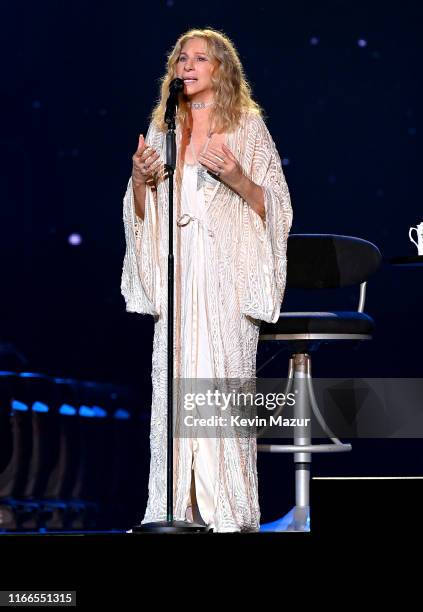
[170,78,184,93]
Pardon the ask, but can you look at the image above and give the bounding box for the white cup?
[409,222,423,255]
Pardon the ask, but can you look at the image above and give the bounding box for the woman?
[121,28,293,532]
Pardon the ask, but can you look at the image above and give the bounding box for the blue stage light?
[92,405,107,418]
[59,404,77,416]
[32,401,49,413]
[20,372,43,378]
[114,409,130,420]
[11,400,29,412]
[79,405,95,417]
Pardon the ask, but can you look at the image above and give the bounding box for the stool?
[258,234,382,531]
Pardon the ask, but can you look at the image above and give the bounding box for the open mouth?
[183,78,197,84]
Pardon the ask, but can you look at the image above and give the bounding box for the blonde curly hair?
[150,27,263,133]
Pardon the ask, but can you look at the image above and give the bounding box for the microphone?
[165,78,184,126]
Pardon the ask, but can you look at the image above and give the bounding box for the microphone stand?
[133,80,207,533]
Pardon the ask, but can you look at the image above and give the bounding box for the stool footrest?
[258,443,352,453]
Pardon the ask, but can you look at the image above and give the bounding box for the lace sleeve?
[120,122,162,316]
[239,114,293,323]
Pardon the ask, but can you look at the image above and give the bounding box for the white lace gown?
[121,111,293,532]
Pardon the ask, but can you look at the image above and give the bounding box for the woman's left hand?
[199,143,244,191]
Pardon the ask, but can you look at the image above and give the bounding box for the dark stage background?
[1,0,422,525]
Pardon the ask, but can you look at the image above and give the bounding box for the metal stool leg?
[289,355,311,531]
[259,353,351,532]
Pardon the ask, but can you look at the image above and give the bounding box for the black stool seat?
[261,311,374,337]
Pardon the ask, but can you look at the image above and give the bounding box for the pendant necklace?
[188,127,213,191]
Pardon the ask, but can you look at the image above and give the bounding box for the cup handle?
[409,227,418,247]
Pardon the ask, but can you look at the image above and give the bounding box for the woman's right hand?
[132,134,164,187]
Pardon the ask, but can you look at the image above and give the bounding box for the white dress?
[178,161,218,529]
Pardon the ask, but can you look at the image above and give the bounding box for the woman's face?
[175,37,216,101]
